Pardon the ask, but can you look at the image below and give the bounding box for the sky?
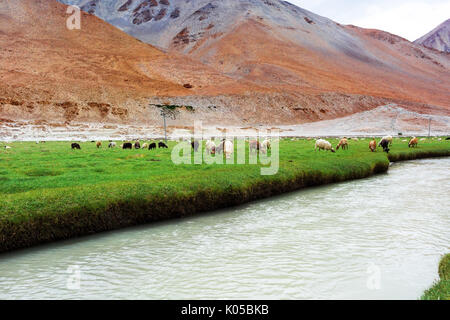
[289,0,450,41]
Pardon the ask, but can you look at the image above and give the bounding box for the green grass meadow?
[0,137,449,253]
[422,253,450,300]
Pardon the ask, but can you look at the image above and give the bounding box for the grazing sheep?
[158,142,168,149]
[224,140,234,159]
[408,137,418,148]
[134,141,141,149]
[142,143,148,149]
[71,143,81,150]
[438,138,442,141]
[336,138,348,150]
[380,135,393,146]
[215,140,225,154]
[4,145,11,150]
[205,140,216,154]
[249,140,260,153]
[351,137,359,141]
[315,139,335,153]
[261,139,271,151]
[149,143,157,150]
[108,142,116,148]
[369,139,377,152]
[191,140,200,152]
[122,142,132,150]
[420,138,426,141]
[96,141,102,148]
[379,139,390,153]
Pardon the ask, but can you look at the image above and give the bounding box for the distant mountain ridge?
[414,19,450,53]
[58,0,450,106]
[0,0,448,129]
[59,0,353,51]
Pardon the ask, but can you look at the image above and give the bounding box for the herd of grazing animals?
[1,135,447,158]
[314,134,428,154]
[189,139,271,157]
[1,135,441,154]
[0,135,438,154]
[68,141,169,150]
[248,139,271,155]
[35,135,442,157]
[202,139,234,159]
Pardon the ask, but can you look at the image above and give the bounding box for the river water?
[0,158,449,299]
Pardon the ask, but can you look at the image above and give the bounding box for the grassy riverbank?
[422,254,450,300]
[0,138,449,253]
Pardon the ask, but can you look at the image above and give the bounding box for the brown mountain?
[1,0,449,131]
[0,0,249,126]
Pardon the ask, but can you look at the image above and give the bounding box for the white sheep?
[381,135,393,145]
[260,139,271,154]
[205,140,216,154]
[224,140,234,159]
[315,139,335,153]
[261,139,271,150]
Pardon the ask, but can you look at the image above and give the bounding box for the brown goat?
[369,139,377,152]
[336,138,348,150]
[408,137,418,148]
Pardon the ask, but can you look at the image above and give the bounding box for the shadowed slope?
[414,19,450,53]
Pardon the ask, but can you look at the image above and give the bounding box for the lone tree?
[149,102,194,143]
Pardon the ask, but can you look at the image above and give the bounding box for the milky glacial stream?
[0,158,449,299]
